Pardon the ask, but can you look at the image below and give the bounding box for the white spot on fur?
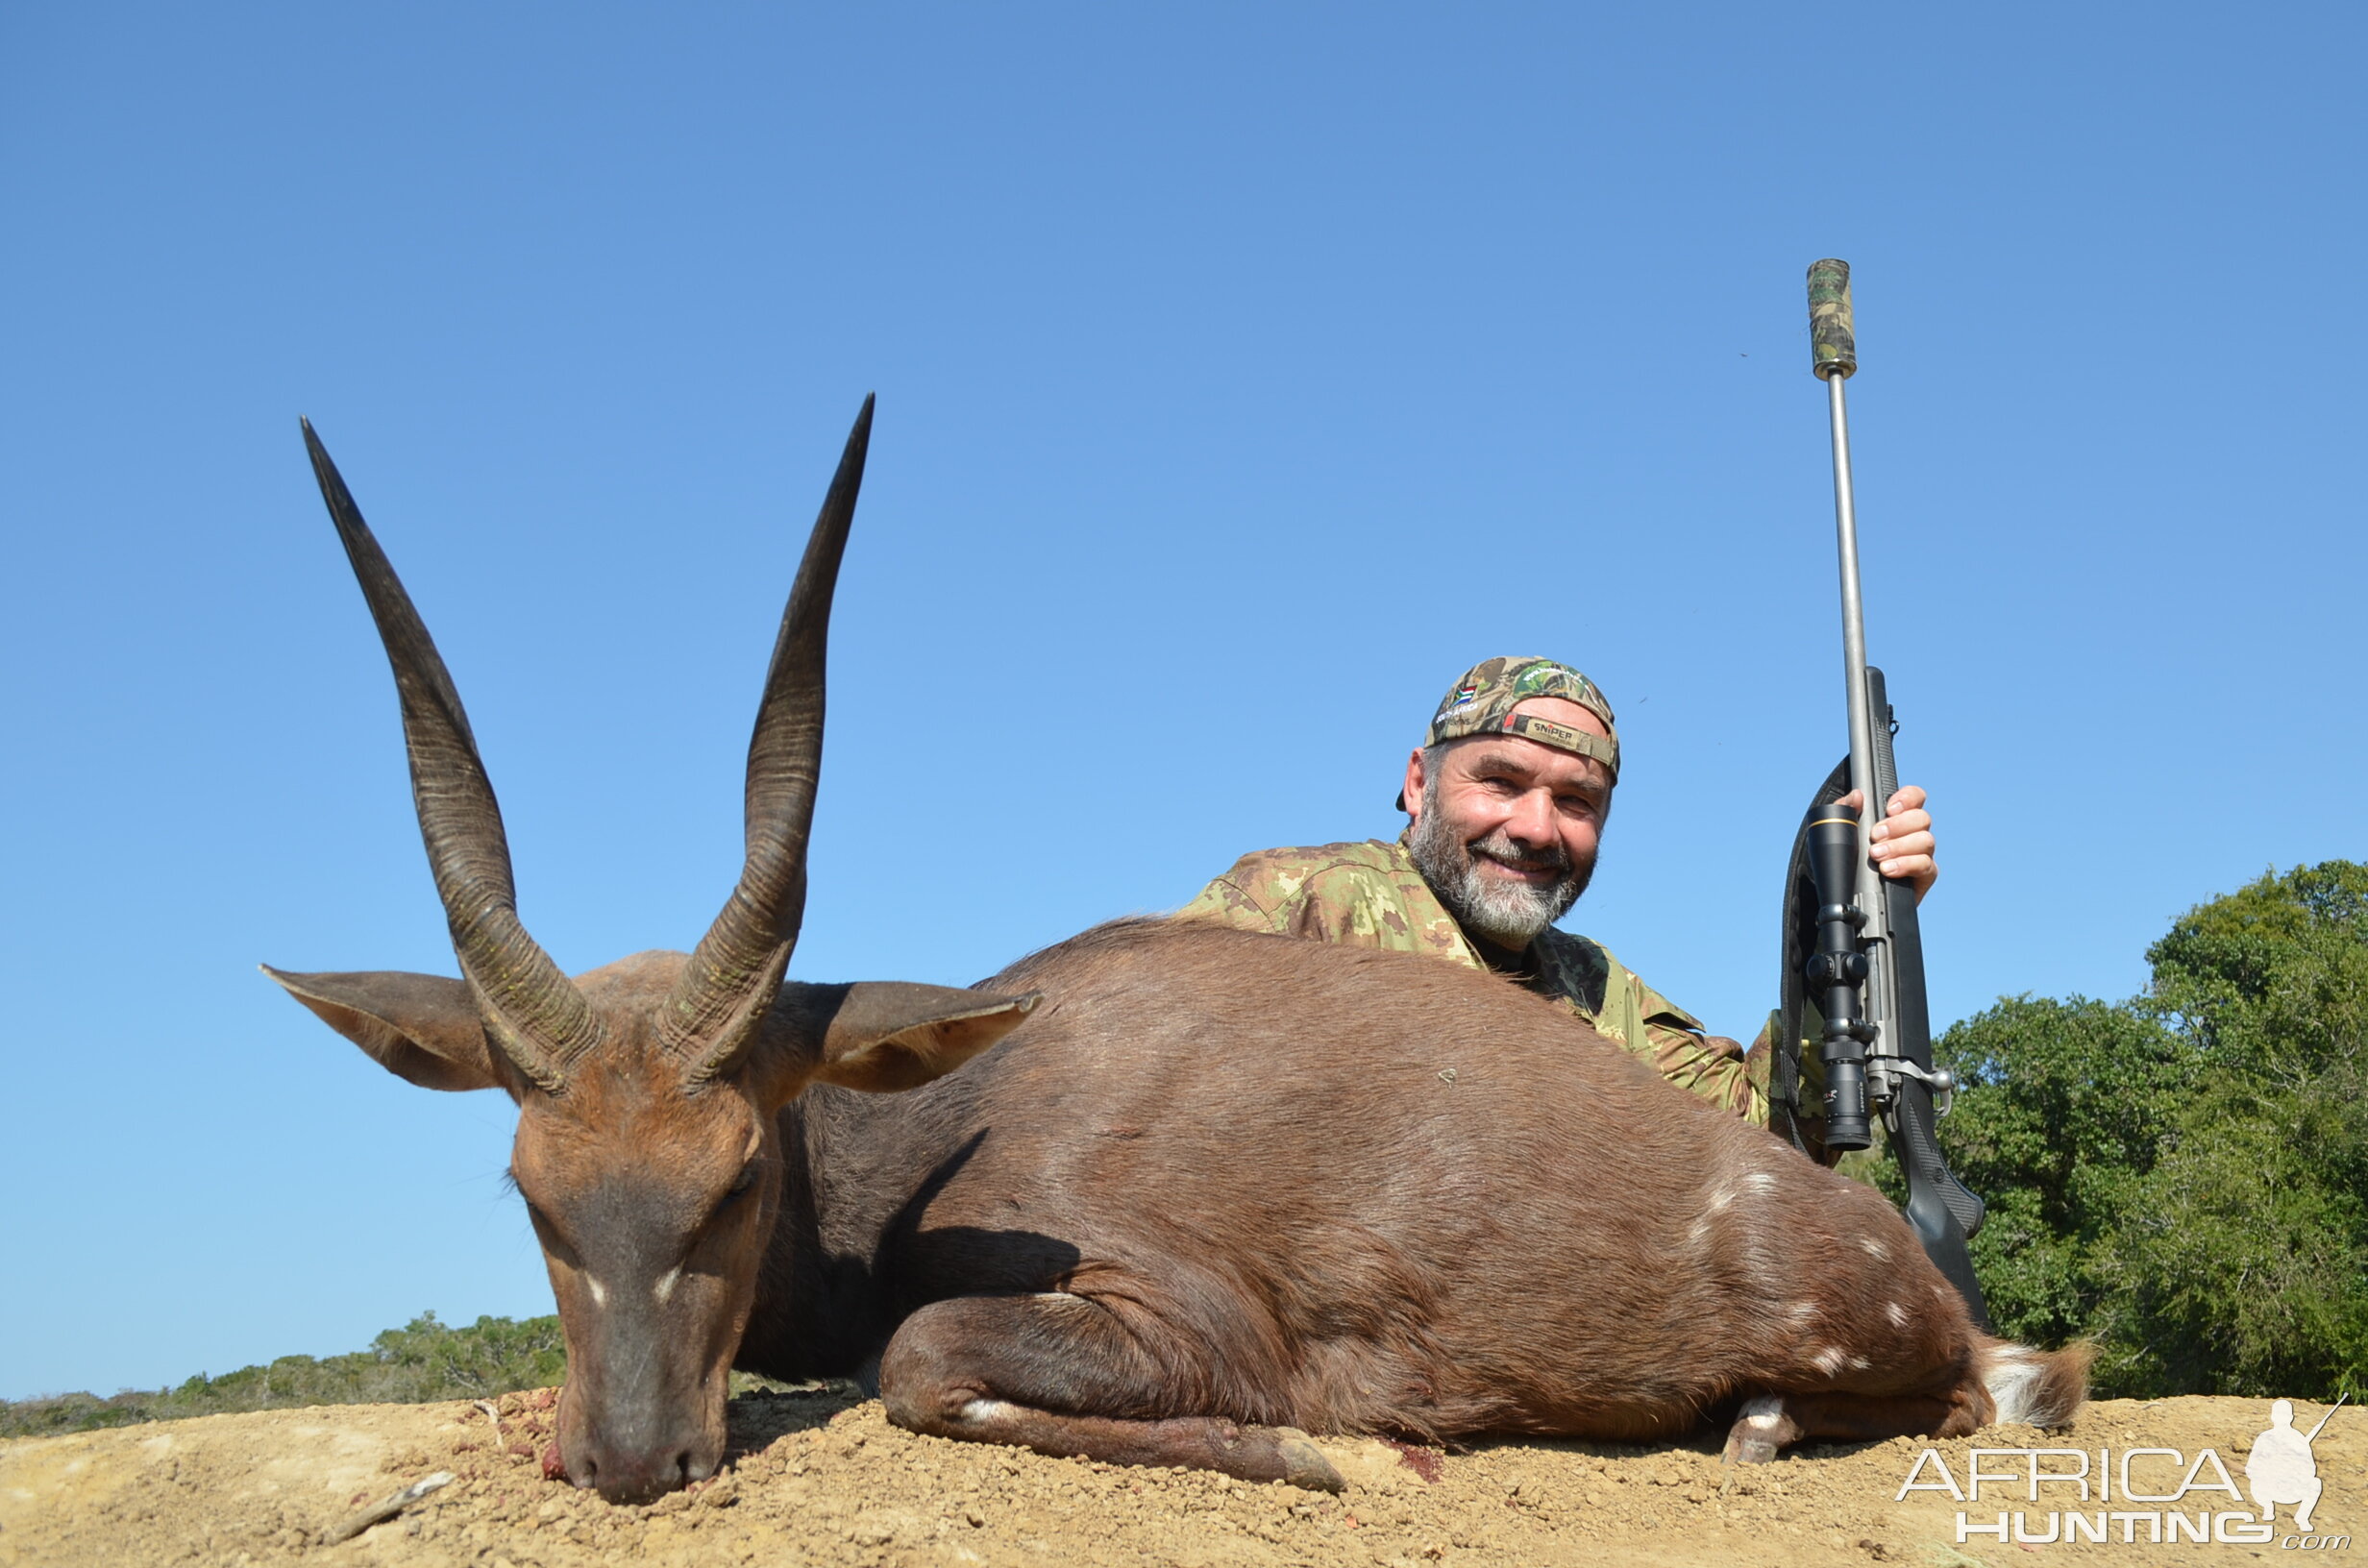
[1738,1395,1786,1430]
[1812,1346,1846,1377]
[1032,1291,1085,1304]
[654,1267,681,1305]
[1787,1301,1818,1323]
[586,1277,606,1308]
[1850,1356,1870,1370]
[1857,1237,1889,1260]
[959,1399,1018,1424]
[1740,1172,1780,1196]
[1688,1217,1714,1244]
[1984,1347,2043,1423]
[1885,1301,1908,1329]
[1707,1186,1738,1213]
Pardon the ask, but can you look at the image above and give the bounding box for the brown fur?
[282,904,2088,1499]
[737,919,2085,1468]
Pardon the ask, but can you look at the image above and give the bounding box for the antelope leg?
[1721,1395,1802,1464]
[1723,1384,1981,1464]
[878,1293,1344,1492]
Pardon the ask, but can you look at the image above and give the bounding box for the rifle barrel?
[1815,263,1888,931]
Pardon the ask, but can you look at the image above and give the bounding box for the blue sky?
[3,3,2360,1400]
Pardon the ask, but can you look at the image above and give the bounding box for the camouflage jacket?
[1175,836,1769,1122]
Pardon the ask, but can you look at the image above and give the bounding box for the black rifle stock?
[1862,671,1989,1319]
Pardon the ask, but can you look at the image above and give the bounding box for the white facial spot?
[586,1277,607,1308]
[1857,1237,1888,1260]
[958,1399,1017,1425]
[1812,1346,1846,1377]
[1885,1301,1908,1329]
[1740,1172,1780,1196]
[654,1266,682,1305]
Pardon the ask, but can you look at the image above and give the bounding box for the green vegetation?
[1936,860,2368,1400]
[0,1311,565,1438]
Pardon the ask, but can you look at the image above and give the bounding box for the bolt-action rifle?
[1768,259,1992,1328]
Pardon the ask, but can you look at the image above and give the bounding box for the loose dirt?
[1,1389,2356,1567]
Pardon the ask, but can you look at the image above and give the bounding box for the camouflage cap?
[1397,656,1619,810]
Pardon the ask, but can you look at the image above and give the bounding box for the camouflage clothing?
[1176,836,1768,1121]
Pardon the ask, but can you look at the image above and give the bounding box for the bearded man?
[1174,657,1936,1135]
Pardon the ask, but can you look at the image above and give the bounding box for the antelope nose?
[577,1444,695,1505]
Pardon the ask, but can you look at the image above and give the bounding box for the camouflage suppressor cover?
[1808,258,1857,380]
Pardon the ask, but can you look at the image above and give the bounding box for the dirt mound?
[1,1388,2356,1566]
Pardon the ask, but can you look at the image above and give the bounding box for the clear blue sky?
[3,3,2360,1401]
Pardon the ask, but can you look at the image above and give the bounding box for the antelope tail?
[1976,1336,2095,1428]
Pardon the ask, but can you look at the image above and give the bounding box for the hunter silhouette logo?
[2247,1395,2343,1532]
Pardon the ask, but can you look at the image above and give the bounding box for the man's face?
[1403,697,1613,949]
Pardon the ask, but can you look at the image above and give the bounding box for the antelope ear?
[262,966,508,1093]
[808,982,1040,1093]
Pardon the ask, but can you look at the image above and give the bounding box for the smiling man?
[1175,656,1936,1133]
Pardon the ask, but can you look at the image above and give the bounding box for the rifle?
[1767,259,1992,1329]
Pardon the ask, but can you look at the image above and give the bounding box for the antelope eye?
[702,1163,762,1234]
[522,1201,580,1265]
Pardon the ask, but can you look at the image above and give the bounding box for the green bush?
[1932,860,2368,1401]
[0,1311,565,1438]
[2105,861,2368,1397]
[1933,994,2192,1361]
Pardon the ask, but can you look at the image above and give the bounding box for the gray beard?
[1407,778,1593,949]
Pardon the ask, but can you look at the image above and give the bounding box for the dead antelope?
[268,401,2087,1505]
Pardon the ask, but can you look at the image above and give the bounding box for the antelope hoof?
[1721,1396,1798,1466]
[1274,1429,1346,1493]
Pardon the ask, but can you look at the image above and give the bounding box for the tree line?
[1929,859,2366,1399]
[0,1311,565,1437]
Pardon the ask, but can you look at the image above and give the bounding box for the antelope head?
[264,400,1036,1504]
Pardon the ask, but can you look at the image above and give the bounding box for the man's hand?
[1835,784,1937,903]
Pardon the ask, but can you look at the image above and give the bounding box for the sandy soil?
[1,1387,2356,1567]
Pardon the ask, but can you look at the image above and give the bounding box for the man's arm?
[1566,940,1767,1122]
[1641,1017,1764,1122]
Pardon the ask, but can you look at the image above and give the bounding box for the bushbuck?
[267,400,2086,1505]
